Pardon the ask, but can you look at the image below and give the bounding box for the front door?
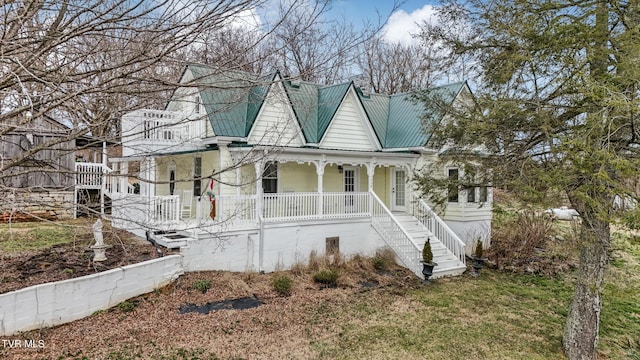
[391,168,406,211]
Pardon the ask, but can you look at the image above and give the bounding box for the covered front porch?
[133,146,420,229]
[106,147,468,278]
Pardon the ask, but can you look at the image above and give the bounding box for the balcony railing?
[75,162,110,189]
[121,109,205,156]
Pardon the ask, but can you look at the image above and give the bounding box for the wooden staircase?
[393,213,467,278]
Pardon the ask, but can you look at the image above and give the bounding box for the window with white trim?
[262,162,278,194]
[447,168,459,203]
[479,186,488,202]
[467,187,476,203]
[193,156,202,196]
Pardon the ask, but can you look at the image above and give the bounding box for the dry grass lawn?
[1,224,639,360]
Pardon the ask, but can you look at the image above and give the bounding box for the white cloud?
[382,5,438,45]
[223,8,263,32]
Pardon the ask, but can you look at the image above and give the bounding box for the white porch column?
[236,167,241,196]
[148,157,156,198]
[100,141,107,216]
[254,160,264,221]
[315,159,326,217]
[139,157,156,223]
[120,161,128,194]
[366,162,376,192]
[218,144,236,197]
[366,162,376,215]
[140,157,156,198]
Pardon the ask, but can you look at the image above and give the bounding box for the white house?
[95,64,492,279]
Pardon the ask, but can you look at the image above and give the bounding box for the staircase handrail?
[412,194,466,264]
[369,190,422,278]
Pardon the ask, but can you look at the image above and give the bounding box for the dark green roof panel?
[283,81,319,142]
[386,82,465,148]
[317,83,351,142]
[187,64,271,137]
[359,93,389,147]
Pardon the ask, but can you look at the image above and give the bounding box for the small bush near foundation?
[371,248,396,271]
[191,279,212,294]
[313,269,340,285]
[117,300,137,313]
[272,274,294,296]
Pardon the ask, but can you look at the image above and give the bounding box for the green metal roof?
[316,82,351,142]
[361,82,466,148]
[282,81,319,142]
[188,64,273,137]
[280,80,351,143]
[188,64,466,149]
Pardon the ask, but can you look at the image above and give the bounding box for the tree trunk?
[563,211,610,360]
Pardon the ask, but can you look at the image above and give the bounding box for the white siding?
[165,69,214,137]
[248,82,303,147]
[321,91,377,151]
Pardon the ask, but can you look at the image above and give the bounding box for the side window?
[195,95,201,114]
[447,168,459,203]
[467,187,476,203]
[168,161,176,196]
[262,162,278,194]
[193,157,202,196]
[479,186,488,202]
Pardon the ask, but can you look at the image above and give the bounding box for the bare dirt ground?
[2,255,420,360]
[0,220,160,294]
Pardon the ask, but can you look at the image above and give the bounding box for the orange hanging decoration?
[206,177,216,220]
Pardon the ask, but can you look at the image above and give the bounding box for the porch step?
[392,212,466,279]
[148,230,194,249]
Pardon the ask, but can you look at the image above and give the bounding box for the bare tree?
[266,0,384,84]
[358,36,441,95]
[0,0,265,189]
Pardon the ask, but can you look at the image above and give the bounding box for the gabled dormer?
[247,73,305,147]
[319,84,382,151]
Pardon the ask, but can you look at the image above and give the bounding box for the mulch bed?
[1,265,420,360]
[0,233,160,294]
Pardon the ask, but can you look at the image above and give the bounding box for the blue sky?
[329,1,442,44]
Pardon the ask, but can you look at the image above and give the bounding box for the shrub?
[490,210,553,268]
[117,300,137,313]
[191,279,212,294]
[312,269,340,285]
[474,239,484,258]
[371,248,396,270]
[272,274,294,296]
[422,238,434,263]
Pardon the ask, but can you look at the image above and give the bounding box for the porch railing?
[217,195,257,226]
[322,192,370,218]
[104,174,136,195]
[75,162,109,188]
[410,194,466,265]
[113,192,462,270]
[192,192,371,224]
[263,192,318,221]
[370,191,422,278]
[150,195,180,223]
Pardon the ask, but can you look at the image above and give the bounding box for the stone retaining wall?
[0,190,74,222]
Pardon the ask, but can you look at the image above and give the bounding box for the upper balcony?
[121,109,207,157]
